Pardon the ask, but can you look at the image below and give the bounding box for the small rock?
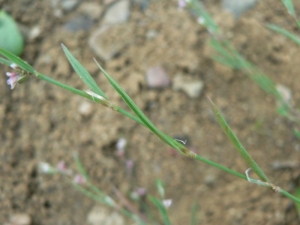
[78,101,93,117]
[146,29,158,39]
[204,174,216,186]
[271,160,299,170]
[222,0,258,18]
[103,0,130,24]
[87,205,124,225]
[61,0,80,12]
[79,3,103,20]
[51,0,80,15]
[64,15,94,32]
[88,24,133,61]
[145,66,171,89]
[28,26,41,40]
[173,74,204,98]
[276,84,292,106]
[8,213,31,225]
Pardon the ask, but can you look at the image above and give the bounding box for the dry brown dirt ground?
[1,0,300,224]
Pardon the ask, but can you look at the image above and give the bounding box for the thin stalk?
[36,73,145,125]
[194,155,247,180]
[280,189,300,204]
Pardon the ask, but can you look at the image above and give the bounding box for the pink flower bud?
[73,174,86,184]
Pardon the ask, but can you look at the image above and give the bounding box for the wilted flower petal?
[39,162,56,174]
[10,63,18,69]
[162,199,172,208]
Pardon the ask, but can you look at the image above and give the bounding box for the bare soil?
[1,0,300,224]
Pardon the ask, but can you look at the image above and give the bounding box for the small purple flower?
[56,161,73,175]
[178,0,187,9]
[136,187,147,197]
[73,174,86,184]
[57,161,67,171]
[6,72,22,89]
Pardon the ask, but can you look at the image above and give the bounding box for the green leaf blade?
[148,196,171,225]
[0,56,11,66]
[207,97,269,182]
[61,44,107,99]
[266,24,300,46]
[282,0,295,17]
[94,59,182,152]
[0,47,35,73]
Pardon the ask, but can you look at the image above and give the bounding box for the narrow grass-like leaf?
[294,187,300,216]
[190,201,198,225]
[0,47,34,73]
[0,56,11,66]
[73,153,90,182]
[251,72,282,99]
[294,129,300,139]
[190,0,219,34]
[282,0,295,16]
[149,196,171,225]
[266,24,300,46]
[155,179,165,199]
[207,97,269,182]
[94,59,183,153]
[61,44,107,99]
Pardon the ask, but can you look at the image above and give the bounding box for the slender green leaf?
[282,0,295,16]
[190,0,219,34]
[207,97,269,182]
[0,47,35,73]
[0,56,11,66]
[155,179,165,198]
[149,196,171,225]
[94,59,183,152]
[61,44,107,99]
[294,129,300,139]
[190,201,199,225]
[294,187,300,216]
[73,153,90,182]
[266,24,300,46]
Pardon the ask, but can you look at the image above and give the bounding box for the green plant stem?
[37,72,248,180]
[37,69,300,205]
[194,155,247,180]
[36,72,145,125]
[280,189,300,204]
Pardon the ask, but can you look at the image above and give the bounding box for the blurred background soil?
[0,0,300,224]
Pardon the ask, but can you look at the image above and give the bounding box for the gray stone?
[64,15,94,32]
[61,0,80,12]
[103,0,130,24]
[276,84,292,107]
[87,205,124,225]
[222,0,258,18]
[80,3,103,20]
[173,74,204,98]
[88,24,133,61]
[7,213,31,225]
[145,66,171,89]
